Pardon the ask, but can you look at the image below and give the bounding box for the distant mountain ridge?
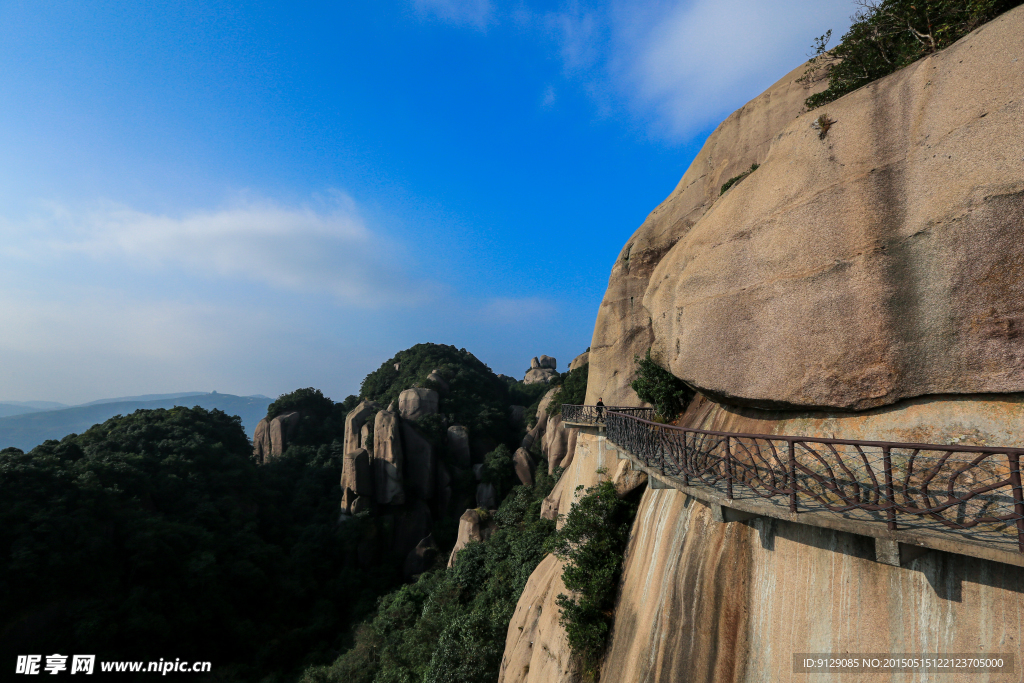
[0,393,273,451]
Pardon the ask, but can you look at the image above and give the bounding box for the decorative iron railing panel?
[561,404,656,424]
[561,405,1024,553]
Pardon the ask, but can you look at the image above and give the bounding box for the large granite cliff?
[505,7,1024,682]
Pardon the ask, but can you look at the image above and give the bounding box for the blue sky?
[0,0,853,405]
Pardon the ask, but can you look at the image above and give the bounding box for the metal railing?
[561,404,656,424]
[562,405,1024,553]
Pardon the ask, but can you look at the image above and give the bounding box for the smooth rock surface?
[586,57,831,407]
[345,401,381,455]
[373,410,404,505]
[447,508,496,568]
[398,388,439,420]
[643,10,1024,411]
[513,447,535,486]
[524,367,557,385]
[568,351,589,371]
[340,447,373,514]
[497,554,574,683]
[538,355,556,370]
[253,411,302,463]
[611,457,647,498]
[476,482,497,510]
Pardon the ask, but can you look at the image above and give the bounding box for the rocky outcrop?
[568,351,589,371]
[513,447,535,486]
[340,447,373,514]
[447,508,496,568]
[398,388,439,420]
[541,415,578,474]
[643,9,1024,411]
[447,425,471,467]
[373,410,404,505]
[513,10,1024,682]
[426,369,449,393]
[392,499,433,561]
[497,554,574,683]
[524,367,557,384]
[344,400,381,455]
[530,356,557,370]
[403,534,438,578]
[252,411,301,463]
[610,457,646,498]
[521,387,558,450]
[585,58,831,407]
[401,421,435,500]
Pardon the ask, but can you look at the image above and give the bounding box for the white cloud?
[542,0,853,140]
[3,194,435,307]
[541,84,557,107]
[414,0,494,28]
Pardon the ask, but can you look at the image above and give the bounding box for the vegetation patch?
[803,0,1022,110]
[551,481,639,681]
[547,362,590,416]
[301,471,559,683]
[720,163,759,195]
[630,350,695,421]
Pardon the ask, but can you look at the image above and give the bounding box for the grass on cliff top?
[803,0,1023,109]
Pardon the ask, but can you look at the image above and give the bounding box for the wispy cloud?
[413,0,494,29]
[479,296,558,324]
[3,194,436,307]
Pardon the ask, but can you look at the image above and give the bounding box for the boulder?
[447,425,471,468]
[344,400,381,455]
[543,414,569,473]
[340,447,373,513]
[476,482,497,509]
[569,351,589,371]
[538,355,556,370]
[349,495,371,515]
[559,428,578,472]
[252,411,302,463]
[529,357,542,370]
[403,534,439,578]
[524,367,557,385]
[373,410,404,505]
[513,447,535,486]
[426,369,449,393]
[398,388,439,420]
[540,478,563,522]
[521,422,541,450]
[447,508,496,568]
[401,421,435,500]
[610,457,647,498]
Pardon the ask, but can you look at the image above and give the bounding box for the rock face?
[513,447,535,486]
[401,421,435,500]
[398,388,439,420]
[345,401,381,455]
[644,10,1024,411]
[448,425,471,468]
[524,367,557,384]
[600,488,1024,683]
[340,447,373,514]
[373,410,404,505]
[514,15,1024,679]
[537,355,556,370]
[568,351,589,371]
[610,457,646,499]
[403,534,438,578]
[585,58,832,407]
[253,411,301,463]
[497,554,574,683]
[476,482,497,509]
[521,387,558,449]
[447,508,496,568]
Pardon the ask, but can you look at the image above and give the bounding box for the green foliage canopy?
[804,0,1022,109]
[630,350,694,421]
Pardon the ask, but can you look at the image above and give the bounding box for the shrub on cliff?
[804,0,1022,109]
[547,362,589,416]
[630,350,694,420]
[552,480,638,680]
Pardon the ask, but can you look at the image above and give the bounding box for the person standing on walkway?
[595,397,605,422]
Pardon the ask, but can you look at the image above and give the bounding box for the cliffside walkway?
[562,405,1024,568]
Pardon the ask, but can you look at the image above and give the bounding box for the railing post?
[726,435,734,500]
[1009,452,1024,554]
[682,431,689,486]
[789,440,797,513]
[883,446,897,531]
